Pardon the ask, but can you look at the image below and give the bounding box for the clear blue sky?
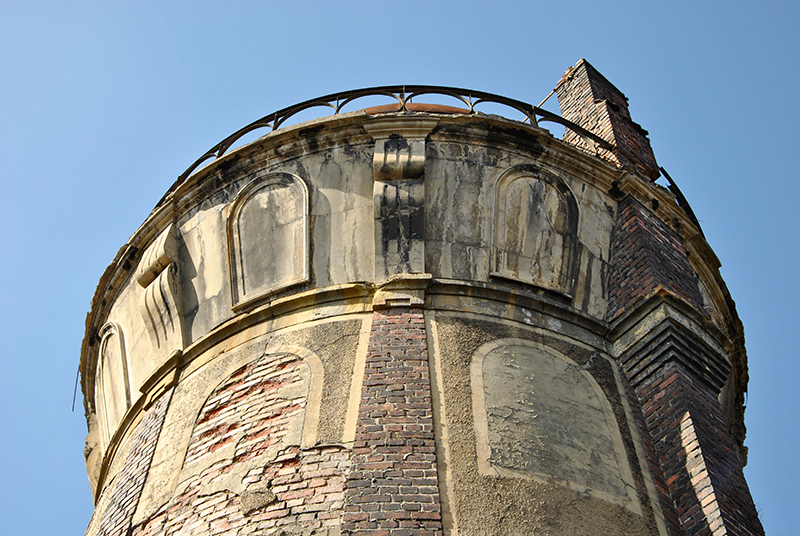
[1,2,796,534]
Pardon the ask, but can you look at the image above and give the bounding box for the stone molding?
[95,321,131,449]
[372,273,432,309]
[469,337,640,513]
[363,117,440,182]
[136,223,185,353]
[78,79,761,534]
[489,164,579,297]
[136,222,179,288]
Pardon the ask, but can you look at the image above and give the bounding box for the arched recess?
[228,172,309,310]
[172,345,325,495]
[491,165,579,297]
[95,322,131,450]
[470,338,638,511]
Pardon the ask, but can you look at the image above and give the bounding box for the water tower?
[80,60,764,535]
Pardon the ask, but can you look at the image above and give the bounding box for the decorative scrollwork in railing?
[159,85,616,206]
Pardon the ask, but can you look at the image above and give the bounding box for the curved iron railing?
[161,85,617,205]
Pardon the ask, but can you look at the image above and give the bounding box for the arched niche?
[95,322,131,449]
[471,339,638,510]
[491,165,578,297]
[174,346,324,495]
[228,172,309,310]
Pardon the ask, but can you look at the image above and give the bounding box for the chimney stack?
[556,58,660,180]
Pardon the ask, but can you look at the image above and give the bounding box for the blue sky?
[1,2,797,534]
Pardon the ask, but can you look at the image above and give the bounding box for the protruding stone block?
[366,117,438,280]
[372,273,432,309]
[364,117,439,182]
[136,224,185,354]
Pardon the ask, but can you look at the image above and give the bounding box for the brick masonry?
[85,312,446,536]
[132,352,352,536]
[556,58,660,179]
[636,365,764,535]
[620,366,684,536]
[343,308,443,536]
[607,195,764,534]
[133,445,350,536]
[183,353,308,467]
[606,197,705,321]
[86,388,173,536]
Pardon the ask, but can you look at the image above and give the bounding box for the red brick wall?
[133,445,351,536]
[132,352,352,536]
[606,198,704,320]
[607,195,763,534]
[92,313,446,536]
[620,367,683,536]
[183,353,306,466]
[343,308,443,535]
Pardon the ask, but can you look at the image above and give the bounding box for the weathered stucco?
[84,112,626,450]
[429,313,660,535]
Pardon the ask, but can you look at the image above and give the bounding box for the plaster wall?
[427,311,663,535]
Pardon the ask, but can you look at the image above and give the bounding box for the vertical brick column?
[620,370,684,536]
[343,308,443,535]
[609,195,764,534]
[637,365,764,535]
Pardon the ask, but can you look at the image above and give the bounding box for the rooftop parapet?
[157,84,623,207]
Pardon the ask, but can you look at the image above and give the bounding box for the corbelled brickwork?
[556,58,659,179]
[636,365,764,535]
[604,190,763,534]
[86,389,172,536]
[343,308,442,535]
[606,197,704,320]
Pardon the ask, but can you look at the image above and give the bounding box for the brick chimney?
[556,59,660,180]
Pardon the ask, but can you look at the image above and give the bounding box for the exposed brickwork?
[606,198,704,320]
[184,353,306,467]
[343,308,443,535]
[620,368,683,536]
[635,365,764,536]
[133,445,350,536]
[556,58,660,179]
[86,388,173,536]
[131,352,352,536]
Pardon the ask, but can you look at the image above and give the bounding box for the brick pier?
[343,308,443,535]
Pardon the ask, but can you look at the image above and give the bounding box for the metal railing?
[161,85,616,204]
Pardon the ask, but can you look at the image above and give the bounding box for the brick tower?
[80,60,764,535]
